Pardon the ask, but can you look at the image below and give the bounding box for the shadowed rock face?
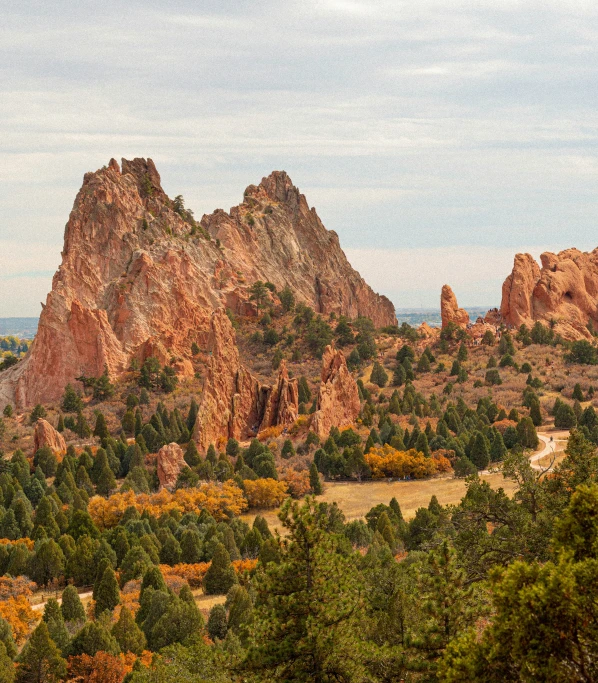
[0,158,395,415]
[500,248,598,340]
[441,285,470,329]
[311,345,360,439]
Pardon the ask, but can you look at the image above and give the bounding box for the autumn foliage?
[281,469,311,499]
[0,575,36,599]
[0,595,40,643]
[67,652,136,683]
[243,478,289,508]
[365,445,452,479]
[88,481,246,530]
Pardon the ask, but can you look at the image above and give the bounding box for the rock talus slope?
[500,248,598,340]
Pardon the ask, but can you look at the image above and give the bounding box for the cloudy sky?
[2,0,598,317]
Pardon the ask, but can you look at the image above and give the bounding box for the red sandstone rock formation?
[259,361,299,432]
[33,418,66,455]
[156,442,186,490]
[500,248,598,340]
[440,285,470,328]
[0,158,395,413]
[311,346,361,439]
[192,315,299,450]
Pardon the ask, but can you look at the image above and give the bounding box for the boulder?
[33,418,66,456]
[156,442,186,490]
[311,346,361,439]
[441,285,469,328]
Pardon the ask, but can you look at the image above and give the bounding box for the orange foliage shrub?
[160,563,209,588]
[67,652,136,683]
[0,576,36,599]
[281,469,311,499]
[0,538,34,551]
[431,452,453,472]
[257,425,284,441]
[243,478,288,508]
[0,596,40,644]
[88,481,246,530]
[365,446,438,479]
[232,559,258,575]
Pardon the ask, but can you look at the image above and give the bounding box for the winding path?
[530,432,568,471]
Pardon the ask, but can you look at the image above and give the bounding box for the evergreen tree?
[457,343,468,362]
[180,528,203,564]
[69,620,120,657]
[186,398,199,432]
[392,364,406,387]
[93,412,109,441]
[529,397,543,427]
[241,497,368,681]
[516,416,539,449]
[111,606,146,655]
[0,643,14,683]
[417,353,431,373]
[415,432,431,457]
[0,616,17,660]
[94,566,120,616]
[297,376,312,405]
[42,599,69,654]
[61,384,82,413]
[207,604,228,641]
[281,439,295,459]
[203,543,237,595]
[370,362,389,388]
[16,622,67,683]
[490,431,507,462]
[29,539,65,587]
[469,432,490,470]
[309,461,322,495]
[61,586,85,623]
[572,383,585,401]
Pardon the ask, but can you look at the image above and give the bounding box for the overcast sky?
[2,0,598,317]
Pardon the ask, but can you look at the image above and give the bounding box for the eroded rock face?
[311,346,361,440]
[500,249,598,340]
[0,158,395,412]
[156,442,186,490]
[193,316,299,450]
[441,285,470,329]
[260,361,299,432]
[33,419,66,456]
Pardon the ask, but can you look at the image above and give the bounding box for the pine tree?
[94,567,120,617]
[370,361,389,388]
[184,398,198,432]
[0,642,14,683]
[61,585,85,623]
[529,397,543,427]
[16,622,67,683]
[309,462,323,495]
[111,606,146,655]
[42,599,69,654]
[61,384,82,413]
[240,498,368,681]
[207,604,228,641]
[180,528,203,564]
[203,543,237,595]
[415,432,431,457]
[69,620,120,657]
[93,412,109,441]
[253,515,272,540]
[457,343,468,362]
[389,497,403,522]
[490,431,507,462]
[469,432,490,470]
[376,512,396,550]
[0,616,17,660]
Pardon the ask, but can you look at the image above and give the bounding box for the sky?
[1,0,598,317]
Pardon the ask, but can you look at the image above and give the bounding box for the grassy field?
[242,470,519,533]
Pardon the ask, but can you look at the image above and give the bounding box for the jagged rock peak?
[0,157,395,415]
[500,247,598,340]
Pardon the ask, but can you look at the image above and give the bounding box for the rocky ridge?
[0,158,393,448]
[500,249,598,340]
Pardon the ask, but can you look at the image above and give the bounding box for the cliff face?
[0,158,391,444]
[500,249,598,340]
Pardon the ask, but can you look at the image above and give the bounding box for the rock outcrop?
[156,442,186,490]
[311,346,361,439]
[192,316,299,450]
[440,285,470,328]
[259,361,299,432]
[33,418,67,456]
[500,249,598,340]
[0,158,395,413]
